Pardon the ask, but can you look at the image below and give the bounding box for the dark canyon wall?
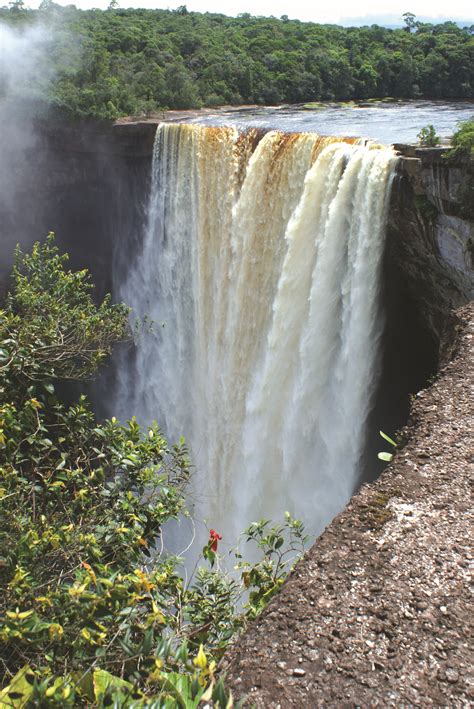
[368,145,474,464]
[0,118,156,300]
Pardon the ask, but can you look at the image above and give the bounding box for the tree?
[8,0,25,11]
[4,235,128,384]
[402,12,417,32]
[0,6,471,118]
[0,236,229,703]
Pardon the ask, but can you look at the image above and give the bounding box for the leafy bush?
[0,236,307,706]
[447,116,474,160]
[236,514,307,619]
[417,124,440,147]
[444,118,474,219]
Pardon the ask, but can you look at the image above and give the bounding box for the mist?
[0,22,54,283]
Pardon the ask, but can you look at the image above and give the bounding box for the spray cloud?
[0,20,55,281]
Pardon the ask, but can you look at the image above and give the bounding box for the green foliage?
[0,237,193,700]
[0,236,307,706]
[236,513,308,619]
[0,7,473,118]
[447,116,474,160]
[444,118,474,219]
[417,124,440,146]
[3,234,129,384]
[377,430,397,462]
[0,653,240,707]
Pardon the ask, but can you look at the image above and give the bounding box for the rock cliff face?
[388,146,473,345]
[0,118,156,299]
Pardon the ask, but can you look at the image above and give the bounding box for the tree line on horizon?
[1,3,473,120]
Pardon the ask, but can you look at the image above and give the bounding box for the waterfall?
[115,123,397,546]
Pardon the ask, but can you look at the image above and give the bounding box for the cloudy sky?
[25,0,474,25]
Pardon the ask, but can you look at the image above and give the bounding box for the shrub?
[446,116,474,160]
[417,124,440,147]
[0,236,307,706]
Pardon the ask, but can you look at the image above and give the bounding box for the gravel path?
[223,303,473,707]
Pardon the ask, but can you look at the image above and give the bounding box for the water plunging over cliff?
[115,123,397,544]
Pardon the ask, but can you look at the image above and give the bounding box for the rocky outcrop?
[222,302,473,707]
[388,146,473,344]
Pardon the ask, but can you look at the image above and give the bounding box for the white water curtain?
[115,124,397,545]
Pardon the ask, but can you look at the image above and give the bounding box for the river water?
[186,100,473,144]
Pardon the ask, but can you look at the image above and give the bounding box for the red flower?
[209,529,222,552]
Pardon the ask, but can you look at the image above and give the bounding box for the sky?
[24,0,474,25]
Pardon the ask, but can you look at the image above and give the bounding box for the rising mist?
[0,22,54,281]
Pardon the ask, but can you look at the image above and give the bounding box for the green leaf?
[92,669,133,704]
[159,672,203,708]
[0,666,35,708]
[379,431,397,448]
[378,452,393,462]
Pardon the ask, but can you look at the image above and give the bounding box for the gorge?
[1,109,472,704]
[2,113,472,537]
[1,10,473,704]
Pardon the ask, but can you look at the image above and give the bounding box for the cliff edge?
[222,302,473,707]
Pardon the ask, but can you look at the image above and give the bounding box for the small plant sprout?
[378,430,397,462]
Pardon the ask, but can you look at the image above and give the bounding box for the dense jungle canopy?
[1,5,474,122]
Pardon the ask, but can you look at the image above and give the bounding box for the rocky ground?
[222,303,473,707]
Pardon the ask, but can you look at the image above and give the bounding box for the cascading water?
[115,123,397,546]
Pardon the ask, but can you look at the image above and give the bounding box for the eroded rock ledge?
[388,146,473,344]
[222,302,473,707]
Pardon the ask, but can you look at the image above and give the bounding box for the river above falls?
[181,100,473,144]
